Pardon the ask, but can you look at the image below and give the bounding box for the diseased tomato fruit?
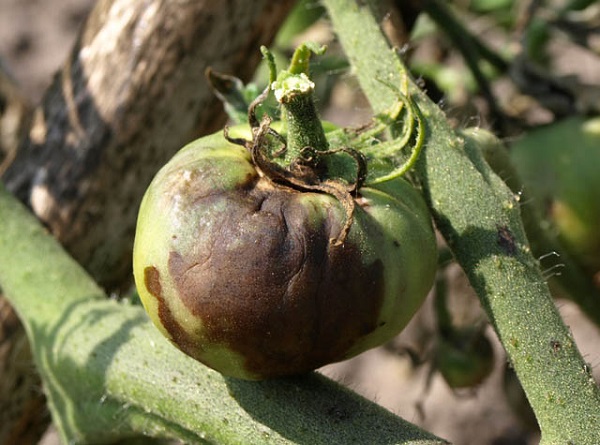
[132,124,437,380]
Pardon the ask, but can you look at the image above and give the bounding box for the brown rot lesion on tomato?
[165,228,386,378]
[143,265,200,359]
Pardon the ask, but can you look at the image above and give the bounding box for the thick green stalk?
[0,183,447,444]
[470,127,600,328]
[271,44,329,164]
[279,90,329,162]
[323,1,600,443]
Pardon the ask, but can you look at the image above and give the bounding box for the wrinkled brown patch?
[143,266,200,359]
[167,183,385,378]
[144,266,162,297]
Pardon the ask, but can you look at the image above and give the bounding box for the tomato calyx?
[224,44,368,246]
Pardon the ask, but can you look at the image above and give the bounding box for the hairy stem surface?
[323,0,600,443]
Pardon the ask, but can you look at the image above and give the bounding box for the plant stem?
[470,126,600,329]
[323,0,600,443]
[0,183,448,444]
[271,44,329,165]
[280,89,329,162]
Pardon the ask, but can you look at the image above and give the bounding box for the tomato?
[133,125,437,380]
[510,116,600,279]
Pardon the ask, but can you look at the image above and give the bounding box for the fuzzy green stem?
[323,0,600,443]
[469,127,600,329]
[280,91,329,163]
[270,44,329,165]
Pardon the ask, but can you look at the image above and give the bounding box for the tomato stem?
[269,43,329,166]
[324,1,600,441]
[279,87,329,164]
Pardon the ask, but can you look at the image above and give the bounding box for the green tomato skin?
[510,117,600,277]
[133,125,437,380]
